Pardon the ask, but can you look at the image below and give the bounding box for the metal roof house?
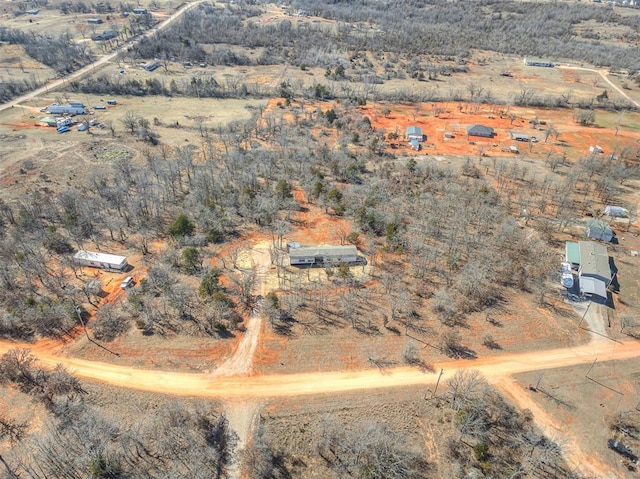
[467,125,495,138]
[289,245,358,266]
[48,104,85,115]
[586,219,614,242]
[510,131,529,142]
[578,241,611,298]
[73,250,128,271]
[92,30,118,41]
[406,126,424,142]
[524,58,554,67]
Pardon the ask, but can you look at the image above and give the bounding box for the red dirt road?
[0,337,637,400]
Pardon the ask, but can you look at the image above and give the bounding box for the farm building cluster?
[37,101,116,133]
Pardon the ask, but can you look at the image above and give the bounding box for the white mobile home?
[289,245,359,266]
[73,250,128,271]
[604,206,629,218]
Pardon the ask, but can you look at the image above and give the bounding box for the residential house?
[577,241,611,298]
[406,126,424,142]
[288,245,359,266]
[510,131,529,142]
[523,58,554,67]
[466,124,495,138]
[73,251,128,271]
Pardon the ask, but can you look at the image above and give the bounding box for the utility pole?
[426,369,444,400]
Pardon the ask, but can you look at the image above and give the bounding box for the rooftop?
[565,241,580,264]
[289,245,357,258]
[466,124,494,135]
[73,250,127,265]
[578,241,610,280]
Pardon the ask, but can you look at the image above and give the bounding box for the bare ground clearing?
[514,357,640,478]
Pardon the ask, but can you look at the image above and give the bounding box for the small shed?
[510,131,529,142]
[586,219,614,242]
[443,132,455,139]
[604,206,628,218]
[88,18,103,24]
[132,7,148,13]
[467,125,495,138]
[73,250,128,271]
[406,126,424,142]
[40,117,57,127]
[589,145,603,154]
[26,9,39,14]
[289,245,358,266]
[107,100,117,105]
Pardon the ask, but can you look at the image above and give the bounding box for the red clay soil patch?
[288,189,355,246]
[356,101,640,161]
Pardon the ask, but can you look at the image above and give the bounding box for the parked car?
[120,276,134,289]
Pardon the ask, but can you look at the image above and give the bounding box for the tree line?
[0,27,93,76]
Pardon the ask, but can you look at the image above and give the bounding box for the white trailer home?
[73,250,128,271]
[288,245,359,266]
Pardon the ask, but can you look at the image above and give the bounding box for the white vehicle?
[560,262,573,289]
[120,276,134,289]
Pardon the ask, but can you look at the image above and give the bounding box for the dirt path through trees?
[211,246,270,479]
[495,377,615,479]
[212,247,270,377]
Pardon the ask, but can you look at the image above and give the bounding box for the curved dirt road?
[1,337,637,399]
[0,0,204,113]
[559,65,640,108]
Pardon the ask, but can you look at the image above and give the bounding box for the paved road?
[559,65,640,109]
[0,0,204,114]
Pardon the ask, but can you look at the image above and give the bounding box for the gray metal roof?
[467,125,494,136]
[510,131,529,140]
[289,245,357,258]
[406,126,423,136]
[580,276,608,298]
[578,241,610,280]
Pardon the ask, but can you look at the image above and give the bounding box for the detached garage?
[73,250,128,271]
